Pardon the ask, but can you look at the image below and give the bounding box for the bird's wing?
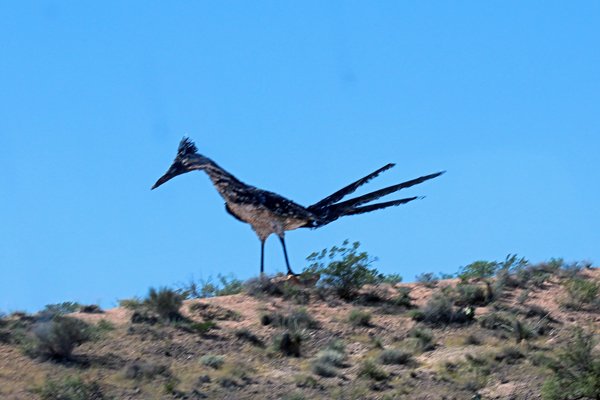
[254,189,320,222]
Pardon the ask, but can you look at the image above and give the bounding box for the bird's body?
[152,137,444,275]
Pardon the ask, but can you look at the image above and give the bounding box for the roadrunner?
[152,137,445,275]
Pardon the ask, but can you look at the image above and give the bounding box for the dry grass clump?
[378,348,412,365]
[200,354,225,369]
[348,309,372,327]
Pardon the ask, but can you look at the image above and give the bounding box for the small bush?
[464,332,483,346]
[282,391,306,400]
[183,273,243,298]
[563,277,599,310]
[189,320,217,334]
[378,349,412,365]
[144,287,187,322]
[124,360,171,380]
[453,284,488,306]
[118,297,142,309]
[542,326,600,399]
[458,261,499,282]
[273,329,305,357]
[358,358,388,381]
[43,302,80,317]
[79,304,102,314]
[416,272,438,288]
[96,319,115,332]
[33,375,108,400]
[303,240,383,299]
[200,354,225,369]
[393,286,413,308]
[325,339,345,353]
[479,312,513,331]
[311,349,345,377]
[517,289,531,304]
[383,273,403,285]
[422,294,469,326]
[408,309,425,321]
[494,346,523,364]
[25,316,95,360]
[244,274,284,297]
[348,309,372,327]
[266,308,318,330]
[409,324,434,351]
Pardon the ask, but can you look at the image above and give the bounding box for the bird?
[152,137,445,275]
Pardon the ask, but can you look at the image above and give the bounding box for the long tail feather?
[326,171,445,214]
[342,197,421,216]
[308,163,395,211]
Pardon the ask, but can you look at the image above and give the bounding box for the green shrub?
[43,302,80,316]
[282,391,307,400]
[494,346,524,364]
[563,278,599,310]
[33,375,109,400]
[144,287,187,321]
[479,312,513,331]
[542,327,600,399]
[416,272,438,288]
[200,354,225,369]
[311,349,345,377]
[348,309,372,327]
[383,273,403,285]
[422,294,469,326]
[408,309,425,321]
[358,358,388,381]
[303,240,383,299]
[458,261,498,282]
[189,320,217,334]
[325,339,345,353]
[118,297,142,309]
[409,324,434,351]
[266,308,318,330]
[184,273,244,298]
[378,349,412,365]
[124,360,171,380]
[453,284,488,306]
[25,316,95,360]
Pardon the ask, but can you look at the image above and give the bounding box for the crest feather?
[177,137,198,157]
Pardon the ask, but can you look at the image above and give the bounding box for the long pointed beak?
[151,173,174,190]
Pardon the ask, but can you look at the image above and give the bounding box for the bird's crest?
[177,137,198,158]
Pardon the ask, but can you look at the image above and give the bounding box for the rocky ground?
[1,265,599,400]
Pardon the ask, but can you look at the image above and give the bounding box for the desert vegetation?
[0,242,598,399]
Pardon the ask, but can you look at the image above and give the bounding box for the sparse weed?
[43,302,80,317]
[311,349,345,377]
[118,297,142,309]
[189,320,217,334]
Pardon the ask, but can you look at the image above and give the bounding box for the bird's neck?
[189,156,244,199]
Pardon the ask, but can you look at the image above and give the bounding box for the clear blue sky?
[1,2,599,313]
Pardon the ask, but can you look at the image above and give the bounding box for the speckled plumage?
[153,137,445,274]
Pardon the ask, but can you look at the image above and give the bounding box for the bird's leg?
[260,240,265,275]
[279,236,296,275]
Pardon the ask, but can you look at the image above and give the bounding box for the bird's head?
[151,137,210,190]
